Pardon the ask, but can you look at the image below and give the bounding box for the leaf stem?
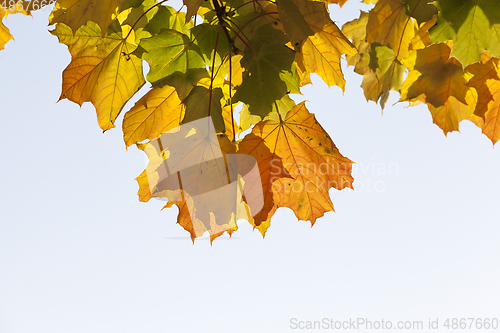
[229,47,236,142]
[208,29,221,121]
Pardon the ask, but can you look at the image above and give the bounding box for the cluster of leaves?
[1,0,499,242]
[342,0,500,141]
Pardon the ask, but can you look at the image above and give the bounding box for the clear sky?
[1,2,499,333]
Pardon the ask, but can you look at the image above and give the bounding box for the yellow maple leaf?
[400,42,468,108]
[296,0,356,90]
[342,11,370,67]
[400,42,478,134]
[427,88,478,135]
[366,0,416,60]
[466,56,500,144]
[237,133,291,234]
[123,85,185,147]
[251,101,354,225]
[51,22,145,131]
[0,2,29,51]
[49,0,126,35]
[0,8,12,51]
[137,119,254,241]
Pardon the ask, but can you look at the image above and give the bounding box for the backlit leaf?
[400,42,476,133]
[342,11,370,67]
[139,29,205,87]
[276,0,314,49]
[251,102,354,225]
[427,86,477,135]
[183,0,202,23]
[467,56,500,143]
[296,0,357,89]
[0,8,13,51]
[123,85,185,147]
[400,42,468,108]
[366,0,416,60]
[0,3,28,51]
[182,86,225,134]
[356,44,405,108]
[233,24,296,118]
[51,22,145,131]
[406,0,437,24]
[430,0,500,67]
[237,133,291,230]
[49,0,127,35]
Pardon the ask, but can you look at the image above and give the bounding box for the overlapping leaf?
[295,0,356,90]
[237,132,291,233]
[137,124,248,241]
[466,55,500,143]
[356,44,405,108]
[400,42,477,133]
[366,0,416,60]
[49,0,126,35]
[342,11,405,108]
[342,11,370,67]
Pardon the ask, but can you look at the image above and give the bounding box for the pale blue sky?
[1,2,499,332]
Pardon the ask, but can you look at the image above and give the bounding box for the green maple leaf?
[430,0,500,67]
[233,24,298,118]
[191,24,230,67]
[138,29,206,86]
[182,86,226,133]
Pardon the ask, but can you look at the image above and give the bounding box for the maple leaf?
[400,42,477,133]
[366,0,418,60]
[49,0,126,35]
[405,0,437,25]
[342,11,405,108]
[181,86,226,133]
[466,56,500,144]
[342,11,370,67]
[0,8,13,51]
[123,85,185,147]
[355,44,405,108]
[233,23,297,118]
[191,23,230,67]
[0,2,29,51]
[183,0,202,23]
[51,21,145,131]
[294,0,357,90]
[250,101,354,226]
[237,132,291,231]
[137,118,257,241]
[409,14,437,51]
[430,0,500,67]
[138,29,206,87]
[426,87,477,135]
[400,42,468,107]
[275,0,314,48]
